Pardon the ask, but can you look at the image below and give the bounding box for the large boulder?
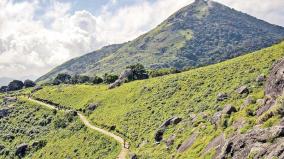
[109,69,133,89]
[155,117,182,143]
[265,59,284,98]
[15,143,28,157]
[222,105,237,115]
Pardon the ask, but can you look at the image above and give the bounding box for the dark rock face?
[130,154,138,159]
[87,103,98,111]
[154,117,182,142]
[222,105,237,115]
[0,108,10,118]
[265,59,284,98]
[217,93,229,101]
[15,143,28,157]
[217,126,284,159]
[236,86,249,94]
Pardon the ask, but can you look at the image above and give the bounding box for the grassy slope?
[33,42,284,158]
[0,98,119,159]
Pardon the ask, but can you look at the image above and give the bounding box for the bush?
[103,74,118,84]
[24,80,36,88]
[8,80,24,91]
[126,63,149,81]
[54,73,71,84]
[92,76,103,84]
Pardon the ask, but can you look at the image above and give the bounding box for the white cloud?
[0,0,283,80]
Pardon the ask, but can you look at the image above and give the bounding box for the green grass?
[33,42,284,158]
[0,98,120,159]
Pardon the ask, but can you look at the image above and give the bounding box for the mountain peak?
[37,1,284,83]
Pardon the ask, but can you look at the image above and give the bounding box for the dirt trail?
[27,98,129,159]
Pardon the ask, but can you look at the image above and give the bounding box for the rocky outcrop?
[0,108,10,118]
[109,69,133,89]
[265,59,284,98]
[222,105,237,115]
[217,126,284,159]
[154,117,182,143]
[15,143,28,157]
[31,86,43,93]
[203,134,225,157]
[177,133,198,152]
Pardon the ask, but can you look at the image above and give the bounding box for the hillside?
[33,41,284,158]
[0,97,120,158]
[37,0,284,83]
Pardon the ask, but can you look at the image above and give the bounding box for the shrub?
[8,80,24,91]
[24,80,36,88]
[126,63,149,81]
[54,73,71,84]
[103,74,118,84]
[92,76,103,84]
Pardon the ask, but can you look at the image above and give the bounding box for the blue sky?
[0,0,284,80]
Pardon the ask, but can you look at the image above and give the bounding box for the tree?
[8,80,24,91]
[0,86,8,93]
[126,63,149,81]
[54,73,71,84]
[103,74,118,84]
[78,75,90,83]
[92,76,103,84]
[24,79,36,88]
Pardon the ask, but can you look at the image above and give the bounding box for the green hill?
[37,0,284,83]
[0,98,119,159]
[33,41,284,158]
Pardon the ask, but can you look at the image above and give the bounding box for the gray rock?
[256,98,275,116]
[217,126,284,159]
[0,108,10,118]
[170,117,182,125]
[256,99,265,105]
[256,74,266,83]
[166,134,176,148]
[236,86,249,94]
[109,69,133,89]
[15,143,28,157]
[87,103,98,111]
[265,59,284,98]
[217,93,228,101]
[211,111,222,125]
[222,105,237,115]
[177,133,198,152]
[155,117,182,142]
[203,134,225,157]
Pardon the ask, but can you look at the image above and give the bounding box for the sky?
[0,0,284,80]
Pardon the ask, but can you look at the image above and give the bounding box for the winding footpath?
[27,98,129,159]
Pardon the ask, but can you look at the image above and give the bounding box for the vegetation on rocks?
[33,42,284,158]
